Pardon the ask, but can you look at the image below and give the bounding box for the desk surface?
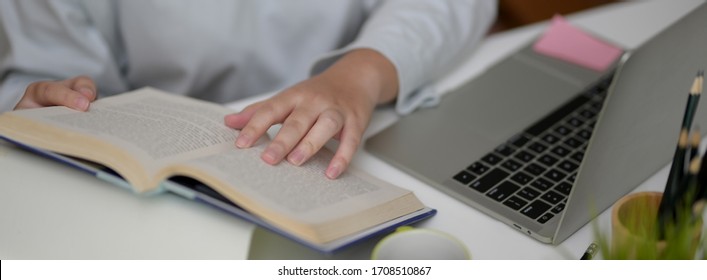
[1,0,704,259]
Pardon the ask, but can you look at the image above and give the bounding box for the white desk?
[0,0,703,259]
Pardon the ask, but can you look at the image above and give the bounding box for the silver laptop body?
[366,3,707,244]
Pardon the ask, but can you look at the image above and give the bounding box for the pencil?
[688,128,701,168]
[685,129,702,191]
[580,242,598,260]
[677,73,702,181]
[680,72,702,131]
[658,128,689,236]
[657,72,703,236]
[675,156,702,213]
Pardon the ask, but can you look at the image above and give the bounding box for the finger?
[64,76,97,101]
[224,102,264,129]
[287,109,344,166]
[20,81,89,111]
[261,110,319,165]
[235,102,292,149]
[325,124,363,179]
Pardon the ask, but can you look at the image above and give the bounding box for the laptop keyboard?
[452,74,612,225]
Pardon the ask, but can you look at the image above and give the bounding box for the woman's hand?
[14,75,97,111]
[224,49,398,179]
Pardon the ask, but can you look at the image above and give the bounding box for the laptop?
[366,3,707,244]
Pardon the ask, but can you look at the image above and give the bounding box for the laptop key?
[517,187,540,201]
[577,129,592,140]
[482,153,503,165]
[469,169,509,193]
[554,125,571,136]
[550,146,570,157]
[531,178,553,192]
[524,163,546,176]
[514,151,535,163]
[453,170,476,185]
[525,94,590,136]
[466,162,489,175]
[567,117,584,128]
[501,159,522,172]
[590,100,603,111]
[503,196,528,210]
[579,109,596,120]
[486,181,521,202]
[563,137,583,149]
[537,213,555,224]
[521,200,552,219]
[538,154,559,167]
[495,144,515,156]
[541,133,561,145]
[543,169,567,182]
[557,160,579,173]
[551,203,566,214]
[541,190,565,205]
[510,135,530,148]
[528,142,548,154]
[570,151,584,162]
[510,172,533,185]
[554,182,573,196]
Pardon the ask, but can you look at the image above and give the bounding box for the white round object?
[371,226,470,260]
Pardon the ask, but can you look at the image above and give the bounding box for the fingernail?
[288,149,305,165]
[75,97,89,111]
[224,115,237,127]
[235,133,251,148]
[78,87,94,97]
[262,145,283,164]
[326,163,342,179]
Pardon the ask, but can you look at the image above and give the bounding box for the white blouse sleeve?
[0,0,127,112]
[311,0,497,115]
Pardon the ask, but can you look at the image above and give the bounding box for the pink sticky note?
[533,15,622,72]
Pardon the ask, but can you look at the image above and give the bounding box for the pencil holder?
[611,191,703,259]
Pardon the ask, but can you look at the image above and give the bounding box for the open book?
[0,87,434,253]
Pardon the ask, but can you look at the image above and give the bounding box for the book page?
[178,142,416,226]
[8,88,238,167]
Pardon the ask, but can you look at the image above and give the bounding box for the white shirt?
[0,0,497,113]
